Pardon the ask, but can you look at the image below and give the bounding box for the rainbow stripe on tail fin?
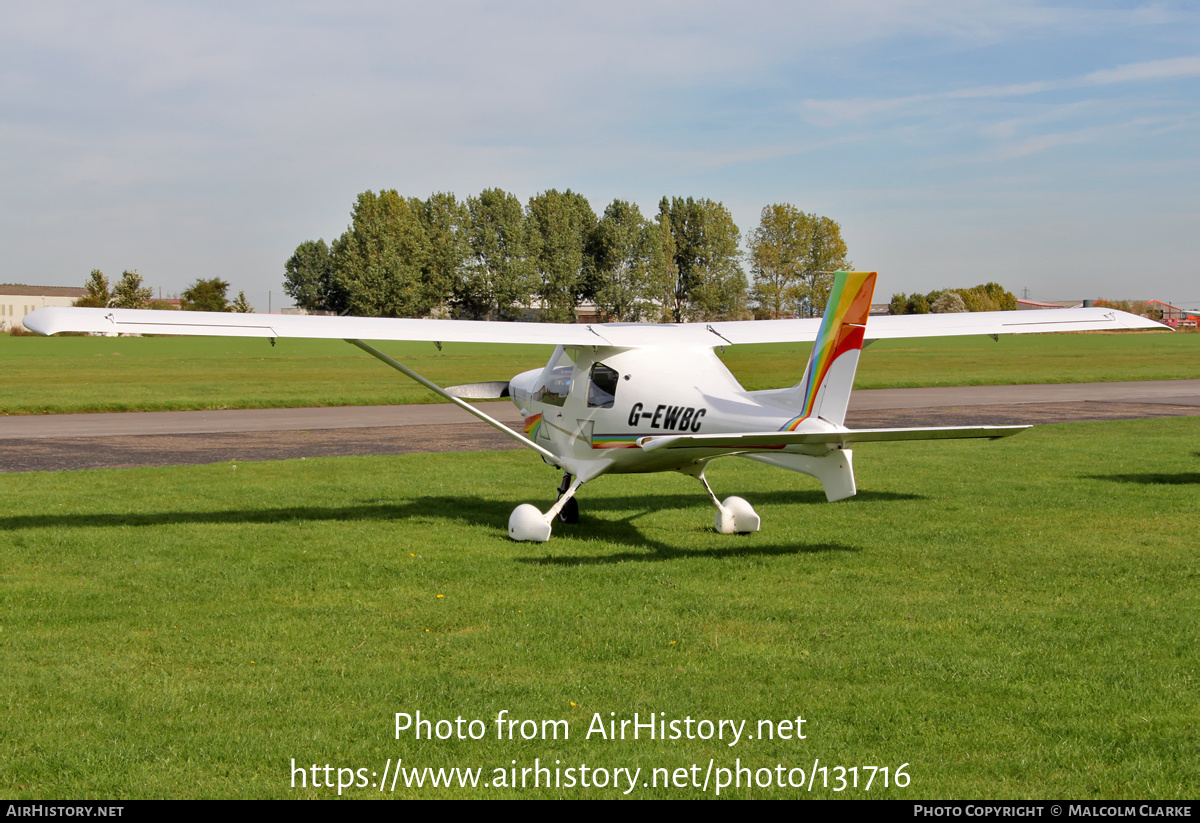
[781,271,877,430]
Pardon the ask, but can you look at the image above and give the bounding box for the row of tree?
[284,190,854,323]
[888,283,1018,315]
[74,270,253,313]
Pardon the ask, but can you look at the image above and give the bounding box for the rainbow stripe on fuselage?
[523,413,543,440]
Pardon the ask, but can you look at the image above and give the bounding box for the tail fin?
[781,271,877,429]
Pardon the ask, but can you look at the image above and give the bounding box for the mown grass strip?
[1,331,1195,415]
[2,417,1196,797]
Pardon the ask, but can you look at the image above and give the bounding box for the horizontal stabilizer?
[638,425,1028,452]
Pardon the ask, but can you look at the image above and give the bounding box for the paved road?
[2,380,1197,473]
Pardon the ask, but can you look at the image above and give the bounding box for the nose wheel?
[508,474,583,542]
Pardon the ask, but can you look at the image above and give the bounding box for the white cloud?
[805,54,1200,127]
[1080,55,1200,85]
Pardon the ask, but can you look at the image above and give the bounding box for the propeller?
[444,381,511,399]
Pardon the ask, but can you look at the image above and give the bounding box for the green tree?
[411,192,470,318]
[231,291,254,313]
[284,239,333,312]
[526,189,596,323]
[330,190,433,317]
[659,197,698,321]
[960,282,1017,312]
[649,208,679,322]
[746,206,850,318]
[660,197,746,321]
[798,215,850,317]
[931,290,967,313]
[748,204,807,319]
[586,199,667,322]
[74,270,110,308]
[110,270,153,309]
[181,278,232,312]
[459,188,535,320]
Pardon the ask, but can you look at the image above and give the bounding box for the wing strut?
[346,339,563,468]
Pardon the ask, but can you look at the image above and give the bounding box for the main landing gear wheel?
[713,495,760,534]
[683,463,761,534]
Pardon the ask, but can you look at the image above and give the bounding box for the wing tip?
[22,307,70,336]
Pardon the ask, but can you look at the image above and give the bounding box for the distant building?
[575,302,602,324]
[1016,297,1194,328]
[1144,300,1196,329]
[0,284,86,331]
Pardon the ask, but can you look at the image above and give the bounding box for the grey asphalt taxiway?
[1,380,1197,473]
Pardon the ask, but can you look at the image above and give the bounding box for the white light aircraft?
[25,272,1164,542]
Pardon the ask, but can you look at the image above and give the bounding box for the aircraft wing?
[637,425,1029,453]
[22,306,604,346]
[702,307,1165,345]
[856,308,1165,340]
[24,305,1164,347]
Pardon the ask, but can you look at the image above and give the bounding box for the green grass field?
[2,416,1196,798]
[1,330,1196,415]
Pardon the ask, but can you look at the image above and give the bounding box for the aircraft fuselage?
[508,344,838,481]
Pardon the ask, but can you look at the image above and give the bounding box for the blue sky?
[3,1,1197,309]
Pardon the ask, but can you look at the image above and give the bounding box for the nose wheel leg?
[556,473,580,524]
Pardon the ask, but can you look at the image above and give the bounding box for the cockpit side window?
[587,362,619,409]
[537,366,572,406]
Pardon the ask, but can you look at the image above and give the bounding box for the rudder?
[781,271,877,429]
